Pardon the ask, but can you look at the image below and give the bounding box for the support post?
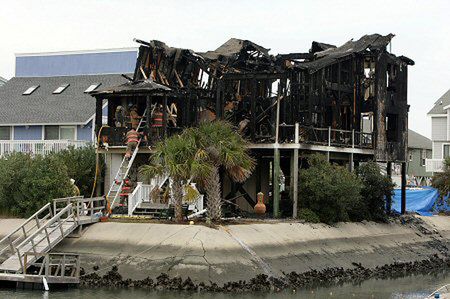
[386,161,392,213]
[273,148,280,218]
[273,91,281,218]
[292,123,299,218]
[162,95,168,138]
[327,126,331,161]
[349,153,354,172]
[401,162,406,214]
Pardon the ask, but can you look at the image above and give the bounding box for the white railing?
[0,140,90,157]
[128,174,169,215]
[128,179,204,216]
[425,158,444,173]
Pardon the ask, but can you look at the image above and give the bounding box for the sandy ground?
[0,216,449,284]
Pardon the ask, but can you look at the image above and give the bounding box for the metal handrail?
[15,204,74,251]
[0,203,53,256]
[15,204,77,273]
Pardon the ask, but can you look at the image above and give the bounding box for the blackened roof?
[90,79,171,97]
[0,74,128,125]
[199,38,270,61]
[299,34,413,73]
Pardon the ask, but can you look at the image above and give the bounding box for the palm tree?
[194,121,255,221]
[140,131,211,222]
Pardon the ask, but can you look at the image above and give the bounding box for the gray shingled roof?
[0,74,128,125]
[408,129,432,150]
[428,89,450,115]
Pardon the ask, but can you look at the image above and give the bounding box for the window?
[44,126,76,140]
[53,84,69,94]
[44,126,59,140]
[409,152,413,162]
[60,126,76,140]
[84,83,101,93]
[23,85,39,95]
[421,150,426,166]
[0,126,11,140]
[444,145,450,159]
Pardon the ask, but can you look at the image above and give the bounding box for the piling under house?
[91,33,413,217]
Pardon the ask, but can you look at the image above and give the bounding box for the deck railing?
[0,140,91,157]
[279,124,374,149]
[425,159,444,173]
[53,196,106,222]
[128,181,204,216]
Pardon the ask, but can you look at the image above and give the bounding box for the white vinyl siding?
[431,117,447,141]
[433,141,445,159]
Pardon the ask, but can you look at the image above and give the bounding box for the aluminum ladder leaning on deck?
[106,108,148,212]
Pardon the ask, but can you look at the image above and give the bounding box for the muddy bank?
[79,255,450,292]
[1,215,449,287]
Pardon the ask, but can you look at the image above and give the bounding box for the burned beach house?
[90,33,413,217]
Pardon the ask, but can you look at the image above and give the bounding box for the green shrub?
[54,146,103,197]
[298,208,320,223]
[432,157,450,205]
[357,161,394,221]
[0,153,73,217]
[299,154,363,224]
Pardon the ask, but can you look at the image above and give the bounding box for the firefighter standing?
[151,105,164,139]
[129,106,141,130]
[125,128,139,159]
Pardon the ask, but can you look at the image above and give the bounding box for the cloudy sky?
[0,0,449,138]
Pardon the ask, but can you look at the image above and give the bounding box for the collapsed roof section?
[132,39,205,89]
[90,79,171,97]
[199,38,274,73]
[297,34,414,73]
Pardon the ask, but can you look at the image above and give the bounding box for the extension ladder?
[106,108,147,211]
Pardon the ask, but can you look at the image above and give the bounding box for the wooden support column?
[94,97,103,135]
[401,162,406,214]
[292,123,299,218]
[273,89,282,218]
[250,79,257,141]
[163,95,168,138]
[216,80,223,119]
[386,161,392,213]
[349,153,354,172]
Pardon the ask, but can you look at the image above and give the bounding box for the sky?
[0,0,449,138]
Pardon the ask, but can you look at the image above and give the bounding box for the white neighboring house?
[426,89,450,172]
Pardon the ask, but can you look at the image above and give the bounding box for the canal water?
[0,272,448,298]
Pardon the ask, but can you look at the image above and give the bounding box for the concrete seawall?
[1,216,449,284]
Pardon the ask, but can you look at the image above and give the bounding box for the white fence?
[128,181,204,216]
[425,159,444,173]
[0,140,90,157]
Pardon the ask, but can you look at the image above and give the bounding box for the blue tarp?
[392,187,450,216]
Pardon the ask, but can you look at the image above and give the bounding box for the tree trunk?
[206,166,222,221]
[172,179,184,223]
